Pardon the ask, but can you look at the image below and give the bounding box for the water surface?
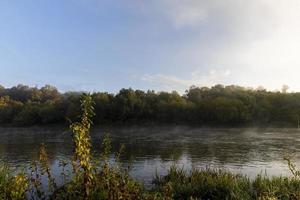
[1,126,300,186]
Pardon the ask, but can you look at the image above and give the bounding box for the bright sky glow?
[1,0,300,93]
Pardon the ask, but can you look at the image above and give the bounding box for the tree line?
[0,84,300,126]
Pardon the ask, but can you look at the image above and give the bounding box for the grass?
[1,93,300,199]
[0,164,28,200]
[153,166,300,200]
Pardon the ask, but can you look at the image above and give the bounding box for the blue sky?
[1,0,300,93]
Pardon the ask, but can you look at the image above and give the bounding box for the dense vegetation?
[153,166,300,200]
[1,94,300,200]
[1,84,300,126]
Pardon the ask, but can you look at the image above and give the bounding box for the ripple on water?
[1,127,300,186]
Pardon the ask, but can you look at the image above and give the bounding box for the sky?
[1,0,300,93]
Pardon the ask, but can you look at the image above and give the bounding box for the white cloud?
[155,0,276,36]
[78,0,300,92]
[136,0,300,91]
[161,0,208,28]
[142,69,231,92]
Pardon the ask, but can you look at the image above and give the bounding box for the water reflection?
[1,126,300,186]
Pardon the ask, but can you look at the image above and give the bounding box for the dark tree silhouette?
[0,84,300,127]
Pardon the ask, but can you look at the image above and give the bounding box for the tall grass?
[153,166,300,200]
[0,164,28,200]
[1,93,300,199]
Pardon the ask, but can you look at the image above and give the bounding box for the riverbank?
[1,163,300,199]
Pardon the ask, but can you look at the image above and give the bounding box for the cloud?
[146,0,276,36]
[134,0,300,91]
[73,0,300,92]
[142,69,231,92]
[161,0,209,28]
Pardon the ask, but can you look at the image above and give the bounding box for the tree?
[40,85,60,103]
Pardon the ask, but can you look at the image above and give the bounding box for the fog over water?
[1,126,300,186]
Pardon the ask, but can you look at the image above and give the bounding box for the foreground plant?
[70,93,95,198]
[153,165,300,200]
[52,94,147,200]
[0,165,28,200]
[3,93,300,199]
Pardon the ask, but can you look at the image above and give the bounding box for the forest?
[0,84,300,127]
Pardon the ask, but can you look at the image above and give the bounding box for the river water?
[1,126,300,186]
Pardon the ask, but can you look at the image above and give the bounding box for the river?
[1,126,300,186]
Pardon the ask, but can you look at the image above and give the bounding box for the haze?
[1,0,300,92]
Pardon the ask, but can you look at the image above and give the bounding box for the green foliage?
[153,166,252,200]
[0,164,28,200]
[70,93,95,198]
[0,164,11,199]
[153,166,300,200]
[284,155,300,179]
[2,84,300,127]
